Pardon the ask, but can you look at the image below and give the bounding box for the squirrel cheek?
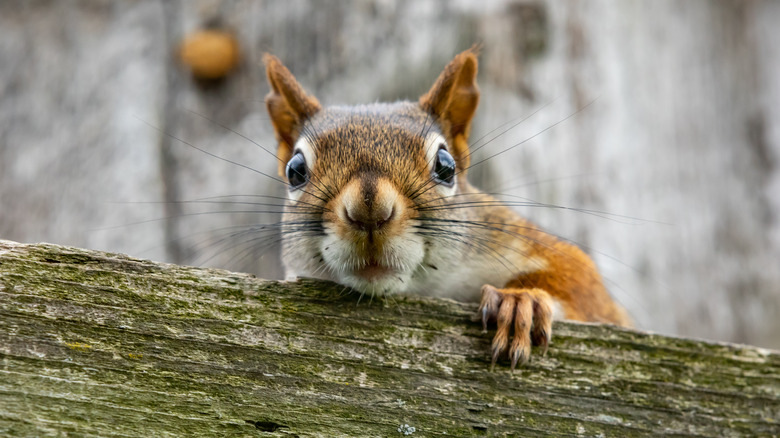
[435,179,457,199]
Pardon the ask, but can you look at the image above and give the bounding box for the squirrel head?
[264,49,483,296]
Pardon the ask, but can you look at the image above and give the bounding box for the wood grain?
[1,240,777,436]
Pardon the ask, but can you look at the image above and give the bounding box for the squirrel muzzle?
[331,175,405,246]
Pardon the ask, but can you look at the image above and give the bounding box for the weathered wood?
[0,240,777,437]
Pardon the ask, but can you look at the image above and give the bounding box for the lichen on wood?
[0,240,778,437]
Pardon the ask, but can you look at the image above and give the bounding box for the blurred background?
[1,0,778,348]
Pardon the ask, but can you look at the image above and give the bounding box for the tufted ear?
[264,54,321,176]
[419,48,480,171]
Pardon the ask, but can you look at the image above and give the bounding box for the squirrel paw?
[478,285,553,371]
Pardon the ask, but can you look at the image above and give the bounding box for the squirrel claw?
[481,288,501,332]
[478,284,553,370]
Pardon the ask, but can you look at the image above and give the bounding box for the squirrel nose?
[342,176,399,233]
[345,204,395,232]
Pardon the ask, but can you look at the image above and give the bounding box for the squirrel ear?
[264,54,321,175]
[419,47,480,170]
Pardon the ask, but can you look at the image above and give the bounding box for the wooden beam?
[0,240,777,436]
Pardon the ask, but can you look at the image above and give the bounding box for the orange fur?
[419,47,480,171]
[263,54,321,175]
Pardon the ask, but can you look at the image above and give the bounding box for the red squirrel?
[264,48,631,370]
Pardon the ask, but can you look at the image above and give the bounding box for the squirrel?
[263,48,632,370]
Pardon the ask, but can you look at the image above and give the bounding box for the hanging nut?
[179,30,240,80]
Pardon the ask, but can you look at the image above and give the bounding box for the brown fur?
[263,49,631,369]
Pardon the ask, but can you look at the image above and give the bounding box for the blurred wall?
[1,0,778,348]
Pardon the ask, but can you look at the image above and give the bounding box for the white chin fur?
[319,226,425,296]
[339,273,411,297]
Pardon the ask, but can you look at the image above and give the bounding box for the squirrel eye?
[432,147,456,186]
[285,152,308,189]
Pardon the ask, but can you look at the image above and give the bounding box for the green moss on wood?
[1,240,778,437]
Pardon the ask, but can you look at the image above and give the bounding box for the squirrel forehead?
[302,103,441,153]
[294,102,445,187]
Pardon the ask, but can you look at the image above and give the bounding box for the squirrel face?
[265,50,489,297]
[284,105,459,294]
